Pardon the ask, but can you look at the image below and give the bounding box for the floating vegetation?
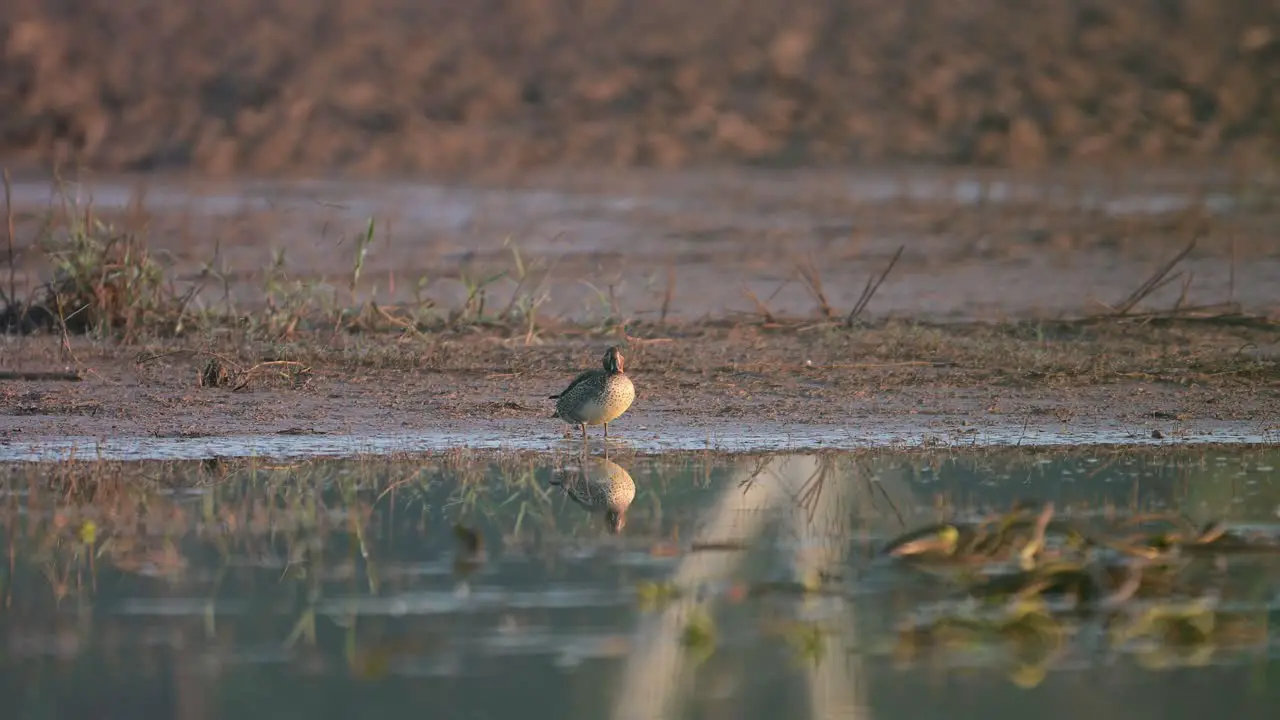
[636,580,683,610]
[882,500,1280,686]
[680,609,717,664]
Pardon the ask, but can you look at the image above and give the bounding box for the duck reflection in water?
[550,456,636,534]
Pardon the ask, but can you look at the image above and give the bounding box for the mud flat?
[1,169,1277,458]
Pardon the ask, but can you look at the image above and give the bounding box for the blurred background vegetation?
[2,0,1278,177]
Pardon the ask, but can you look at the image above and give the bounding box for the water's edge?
[1,420,1273,462]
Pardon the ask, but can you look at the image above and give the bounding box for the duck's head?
[602,346,625,374]
[606,510,627,534]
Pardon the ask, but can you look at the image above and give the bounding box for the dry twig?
[660,263,675,326]
[796,256,835,319]
[846,245,904,327]
[1109,236,1198,316]
[233,361,311,391]
[3,169,14,308]
[740,284,776,324]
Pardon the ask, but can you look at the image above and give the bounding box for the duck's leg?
[604,422,609,440]
[580,423,588,444]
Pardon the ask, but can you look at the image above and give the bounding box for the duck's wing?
[549,369,596,399]
[565,484,597,509]
[550,477,597,509]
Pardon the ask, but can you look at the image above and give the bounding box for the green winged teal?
[549,345,635,441]
[551,458,636,533]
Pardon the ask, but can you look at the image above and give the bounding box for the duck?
[549,345,635,442]
[551,458,637,534]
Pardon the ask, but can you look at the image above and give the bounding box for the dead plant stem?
[3,169,13,307]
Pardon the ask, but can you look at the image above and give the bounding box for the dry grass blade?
[3,168,14,308]
[660,263,675,326]
[1110,236,1198,316]
[846,245,904,327]
[1229,234,1237,303]
[1173,271,1194,312]
[373,301,424,337]
[740,284,776,324]
[200,356,235,387]
[796,256,835,319]
[232,361,311,391]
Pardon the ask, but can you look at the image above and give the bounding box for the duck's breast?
[599,375,635,423]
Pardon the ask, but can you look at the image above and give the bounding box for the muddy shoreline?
[1,168,1277,458]
[3,321,1277,459]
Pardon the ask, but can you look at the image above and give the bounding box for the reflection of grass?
[0,450,740,708]
[1,446,1278,697]
[3,446,1276,593]
[0,451,736,607]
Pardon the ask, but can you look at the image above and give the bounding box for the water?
[3,169,1247,221]
[0,423,1274,462]
[1,447,1279,720]
[10,168,1279,324]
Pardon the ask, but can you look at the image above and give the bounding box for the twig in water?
[863,472,906,529]
[1111,236,1198,316]
[846,245,904,327]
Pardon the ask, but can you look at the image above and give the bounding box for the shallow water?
[1,447,1279,720]
[0,421,1275,462]
[1,169,1247,221]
